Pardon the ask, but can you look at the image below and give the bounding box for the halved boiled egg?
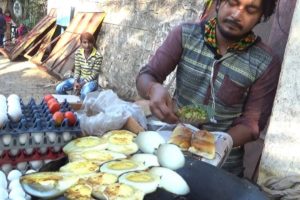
[92,183,144,200]
[135,131,165,154]
[20,172,80,199]
[59,160,99,174]
[100,159,147,176]
[68,149,127,165]
[64,182,93,200]
[130,153,159,168]
[86,172,118,187]
[119,171,160,194]
[149,167,190,195]
[63,136,108,154]
[103,130,138,155]
[156,143,185,170]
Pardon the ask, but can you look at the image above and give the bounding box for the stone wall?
[96,0,206,100]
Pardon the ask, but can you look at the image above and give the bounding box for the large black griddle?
[33,156,267,200]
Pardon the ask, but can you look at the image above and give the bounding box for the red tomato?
[64,111,77,126]
[49,102,60,114]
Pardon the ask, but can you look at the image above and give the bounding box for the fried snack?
[188,130,215,159]
[176,105,209,124]
[168,124,193,151]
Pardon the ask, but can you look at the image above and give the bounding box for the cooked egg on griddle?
[119,171,160,194]
[103,130,139,155]
[59,160,99,174]
[100,159,147,176]
[20,172,80,199]
[92,183,145,200]
[64,181,93,200]
[63,136,108,154]
[86,172,118,187]
[68,149,127,165]
[130,153,160,168]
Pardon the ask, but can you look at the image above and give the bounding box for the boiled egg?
[64,183,92,200]
[135,131,165,154]
[119,171,160,194]
[156,143,185,170]
[9,188,26,198]
[0,113,8,129]
[0,188,8,200]
[20,172,80,199]
[59,160,99,174]
[92,183,144,200]
[149,167,190,195]
[0,170,7,188]
[68,149,126,165]
[9,179,22,191]
[100,159,147,176]
[8,169,22,182]
[103,130,138,155]
[86,172,118,187]
[130,153,160,168]
[63,136,108,154]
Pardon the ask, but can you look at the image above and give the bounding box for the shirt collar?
[79,47,97,58]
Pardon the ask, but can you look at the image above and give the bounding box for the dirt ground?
[0,56,58,103]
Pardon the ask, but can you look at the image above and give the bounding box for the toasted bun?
[189,130,215,159]
[123,117,145,134]
[168,124,193,151]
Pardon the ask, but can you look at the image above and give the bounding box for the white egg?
[156,144,185,170]
[1,164,12,174]
[7,94,20,102]
[52,146,61,153]
[100,159,147,176]
[8,169,22,182]
[25,148,34,155]
[25,194,31,200]
[10,148,20,157]
[29,160,43,171]
[9,187,26,198]
[33,132,44,144]
[149,167,190,195]
[7,106,22,122]
[2,134,12,145]
[46,132,57,143]
[119,171,160,194]
[0,94,6,102]
[17,162,28,172]
[0,113,8,129]
[25,169,36,174]
[0,187,8,200]
[130,154,160,168]
[135,131,165,154]
[0,171,7,188]
[62,132,71,142]
[9,179,21,191]
[19,133,29,145]
[44,159,53,164]
[39,147,48,154]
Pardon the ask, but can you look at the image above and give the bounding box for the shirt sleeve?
[231,55,282,139]
[137,24,183,83]
[85,52,103,82]
[73,49,81,80]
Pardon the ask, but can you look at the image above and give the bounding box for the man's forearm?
[136,73,159,99]
[227,124,255,147]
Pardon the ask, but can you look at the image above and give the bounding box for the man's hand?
[148,83,179,124]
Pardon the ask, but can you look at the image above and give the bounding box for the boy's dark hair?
[217,0,278,21]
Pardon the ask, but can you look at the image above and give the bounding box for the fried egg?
[100,159,147,176]
[103,130,138,155]
[92,183,144,200]
[59,160,99,174]
[68,149,127,165]
[20,172,80,199]
[63,136,108,155]
[119,171,160,194]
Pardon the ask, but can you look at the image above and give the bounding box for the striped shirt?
[73,47,103,82]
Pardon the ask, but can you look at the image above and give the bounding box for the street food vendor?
[56,32,103,100]
[136,0,280,177]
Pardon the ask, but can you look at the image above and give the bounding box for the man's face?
[81,38,93,53]
[217,0,263,41]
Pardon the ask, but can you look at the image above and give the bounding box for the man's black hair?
[216,0,278,22]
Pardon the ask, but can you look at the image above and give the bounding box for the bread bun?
[188,130,215,159]
[168,124,193,151]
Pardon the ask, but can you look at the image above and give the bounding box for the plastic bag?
[76,90,147,136]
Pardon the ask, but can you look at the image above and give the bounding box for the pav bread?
[188,130,215,159]
[168,124,193,151]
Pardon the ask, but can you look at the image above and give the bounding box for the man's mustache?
[224,19,243,30]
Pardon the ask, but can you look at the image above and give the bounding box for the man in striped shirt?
[136,0,280,176]
[56,32,103,100]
